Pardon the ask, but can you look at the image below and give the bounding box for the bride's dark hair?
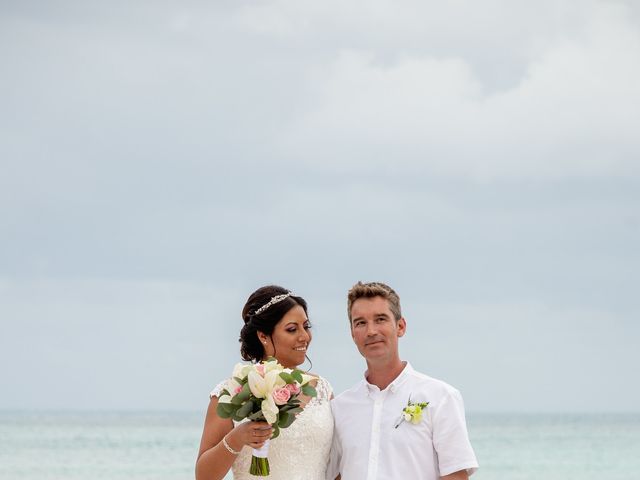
[240,285,309,362]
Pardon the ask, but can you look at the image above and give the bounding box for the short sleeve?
[209,380,228,399]
[432,388,479,476]
[316,376,334,401]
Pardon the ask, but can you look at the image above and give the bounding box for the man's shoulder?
[405,367,462,399]
[330,381,368,424]
[332,380,365,404]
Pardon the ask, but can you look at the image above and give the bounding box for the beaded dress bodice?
[211,376,334,480]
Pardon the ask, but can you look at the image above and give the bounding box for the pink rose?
[234,386,242,395]
[285,383,301,396]
[271,387,291,405]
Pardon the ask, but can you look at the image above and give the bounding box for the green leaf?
[301,384,317,397]
[217,401,240,418]
[277,412,290,428]
[231,383,252,405]
[271,424,280,439]
[234,400,254,420]
[279,403,301,414]
[279,411,298,428]
[248,410,265,421]
[232,412,243,422]
[216,403,232,418]
[279,372,294,384]
[291,370,303,383]
[241,382,252,396]
[284,407,302,416]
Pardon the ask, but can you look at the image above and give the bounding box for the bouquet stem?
[249,439,270,476]
[250,456,270,476]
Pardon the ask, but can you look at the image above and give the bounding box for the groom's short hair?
[347,281,402,322]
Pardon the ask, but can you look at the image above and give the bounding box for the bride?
[196,286,334,480]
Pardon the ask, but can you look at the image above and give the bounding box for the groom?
[328,282,478,480]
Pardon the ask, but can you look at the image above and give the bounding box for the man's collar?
[363,361,412,394]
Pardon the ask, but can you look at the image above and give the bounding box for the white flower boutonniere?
[394,397,429,428]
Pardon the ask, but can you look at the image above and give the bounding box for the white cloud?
[278,1,640,179]
[0,0,638,412]
[235,0,569,43]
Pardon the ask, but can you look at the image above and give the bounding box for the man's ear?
[397,317,407,337]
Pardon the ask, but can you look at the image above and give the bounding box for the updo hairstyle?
[239,285,308,362]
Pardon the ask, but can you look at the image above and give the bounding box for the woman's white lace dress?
[210,376,334,480]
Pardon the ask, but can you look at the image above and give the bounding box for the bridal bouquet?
[216,358,317,476]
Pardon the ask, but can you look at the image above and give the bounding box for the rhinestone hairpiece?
[254,292,293,315]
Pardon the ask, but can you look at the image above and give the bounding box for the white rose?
[232,363,250,380]
[263,359,283,373]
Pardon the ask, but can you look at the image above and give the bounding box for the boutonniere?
[394,396,429,428]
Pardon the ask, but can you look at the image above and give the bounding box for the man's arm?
[433,388,478,479]
[441,470,469,480]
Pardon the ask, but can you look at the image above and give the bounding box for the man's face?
[350,296,406,363]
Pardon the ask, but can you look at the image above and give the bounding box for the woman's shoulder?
[209,379,229,399]
[307,373,333,400]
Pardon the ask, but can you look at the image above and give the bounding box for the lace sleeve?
[315,376,333,401]
[209,379,228,399]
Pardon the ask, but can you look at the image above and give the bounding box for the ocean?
[1,411,638,479]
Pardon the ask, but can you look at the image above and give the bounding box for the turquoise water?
[0,412,199,480]
[470,414,640,479]
[1,411,638,479]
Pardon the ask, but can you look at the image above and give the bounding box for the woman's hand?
[227,421,273,451]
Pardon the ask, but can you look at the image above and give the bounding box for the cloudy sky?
[1,0,638,413]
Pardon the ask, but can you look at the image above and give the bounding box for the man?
[328,282,478,480]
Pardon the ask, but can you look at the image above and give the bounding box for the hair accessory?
[222,435,240,455]
[254,292,293,315]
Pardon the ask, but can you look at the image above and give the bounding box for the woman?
[196,285,334,480]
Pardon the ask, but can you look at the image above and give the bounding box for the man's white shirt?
[328,362,478,480]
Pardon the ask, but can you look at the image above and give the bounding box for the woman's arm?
[195,396,272,480]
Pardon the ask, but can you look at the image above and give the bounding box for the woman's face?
[262,305,312,368]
